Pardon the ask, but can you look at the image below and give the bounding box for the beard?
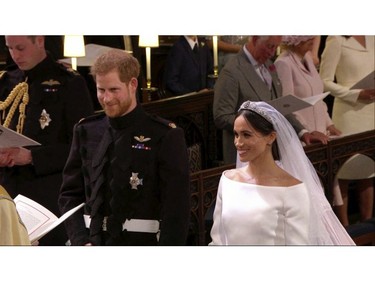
[100,98,134,118]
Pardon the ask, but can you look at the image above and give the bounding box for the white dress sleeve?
[209,175,226,245]
[283,183,310,245]
[319,36,360,103]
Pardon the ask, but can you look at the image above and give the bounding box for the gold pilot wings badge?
[134,135,151,142]
[132,135,152,151]
[41,79,61,86]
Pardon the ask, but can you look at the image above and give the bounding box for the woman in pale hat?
[275,35,341,140]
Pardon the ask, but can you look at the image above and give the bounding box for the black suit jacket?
[164,36,214,95]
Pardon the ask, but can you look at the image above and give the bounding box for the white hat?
[282,36,315,46]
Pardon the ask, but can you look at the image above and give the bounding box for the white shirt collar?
[243,45,259,67]
[184,36,198,50]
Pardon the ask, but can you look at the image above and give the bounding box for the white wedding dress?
[209,172,310,245]
[211,101,355,245]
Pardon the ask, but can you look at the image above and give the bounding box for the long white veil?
[237,101,355,245]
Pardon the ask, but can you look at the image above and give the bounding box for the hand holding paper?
[0,147,32,167]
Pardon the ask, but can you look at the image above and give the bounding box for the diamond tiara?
[238,101,273,123]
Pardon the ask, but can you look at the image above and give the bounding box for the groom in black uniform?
[59,49,191,246]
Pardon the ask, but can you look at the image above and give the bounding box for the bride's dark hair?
[235,109,280,160]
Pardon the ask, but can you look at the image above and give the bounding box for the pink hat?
[282,36,315,46]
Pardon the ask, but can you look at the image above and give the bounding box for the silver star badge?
[129,172,143,190]
[39,109,52,129]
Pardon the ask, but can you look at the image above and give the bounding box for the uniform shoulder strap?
[0,70,6,80]
[77,111,106,125]
[149,114,177,129]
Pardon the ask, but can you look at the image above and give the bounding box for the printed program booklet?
[14,195,84,243]
[267,92,330,115]
[350,71,375,89]
[0,125,41,148]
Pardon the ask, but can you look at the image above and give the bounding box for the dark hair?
[235,109,280,160]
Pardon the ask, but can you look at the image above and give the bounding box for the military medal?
[129,172,143,190]
[39,109,51,129]
[132,143,151,150]
[132,135,152,150]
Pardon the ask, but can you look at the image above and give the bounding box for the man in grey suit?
[213,36,328,164]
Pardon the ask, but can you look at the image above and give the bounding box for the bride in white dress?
[209,101,355,245]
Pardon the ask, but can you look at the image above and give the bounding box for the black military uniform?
[58,105,191,245]
[0,54,94,245]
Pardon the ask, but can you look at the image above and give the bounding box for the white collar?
[243,45,259,67]
[184,36,198,50]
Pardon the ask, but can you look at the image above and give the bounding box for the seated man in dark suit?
[164,36,214,96]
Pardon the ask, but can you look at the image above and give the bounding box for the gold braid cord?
[0,80,29,134]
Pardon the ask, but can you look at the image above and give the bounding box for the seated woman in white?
[210,101,355,245]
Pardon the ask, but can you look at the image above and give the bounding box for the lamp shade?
[64,35,85,57]
[139,35,159,47]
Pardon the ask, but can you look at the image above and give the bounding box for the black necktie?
[193,43,199,54]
